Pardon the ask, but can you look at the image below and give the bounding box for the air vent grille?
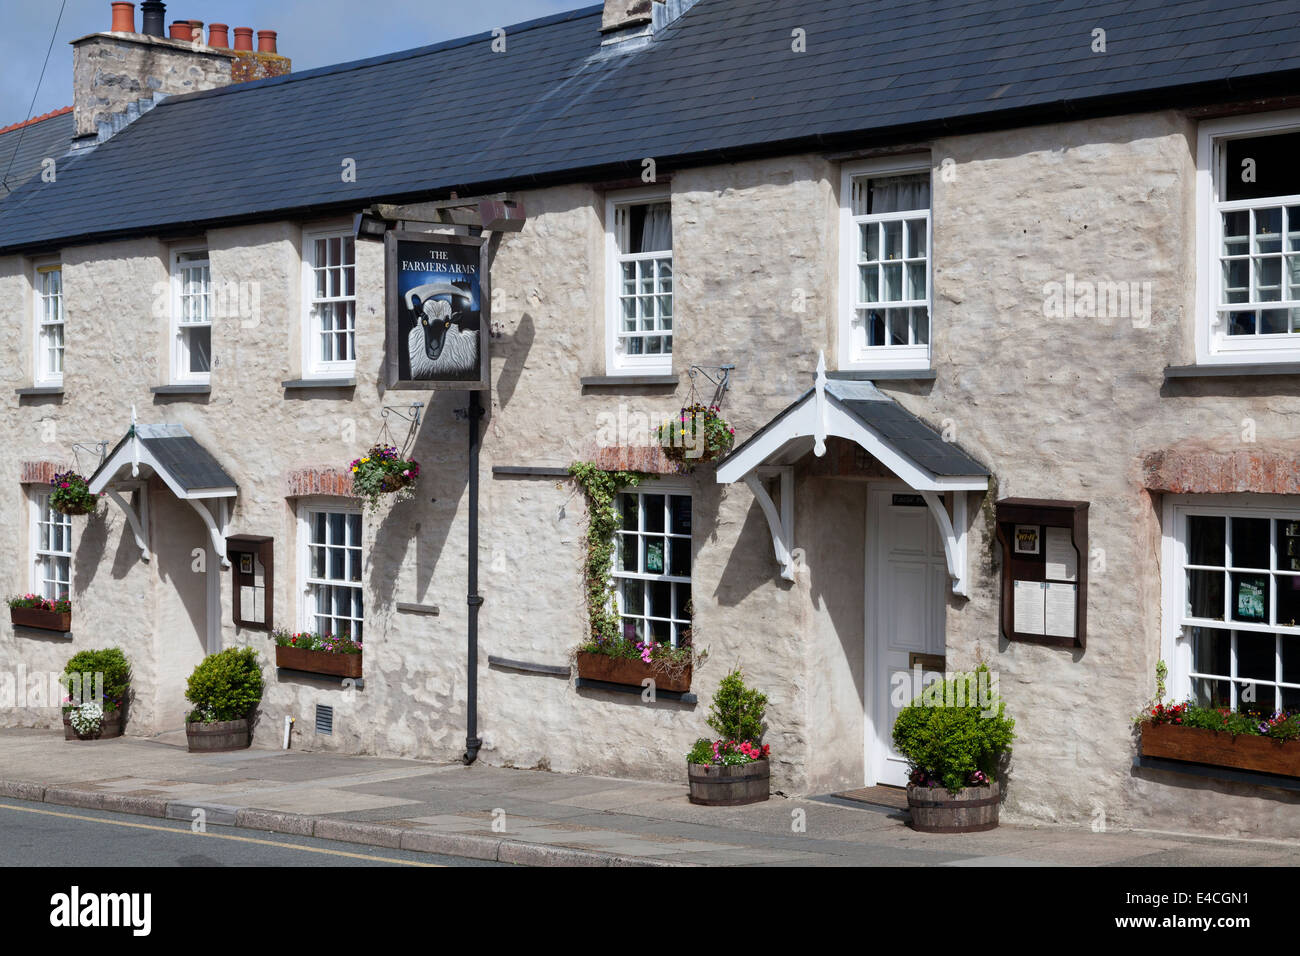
[315,704,334,735]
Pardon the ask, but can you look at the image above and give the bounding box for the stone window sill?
[151,384,211,395]
[1165,363,1300,380]
[828,369,937,382]
[16,385,64,397]
[581,374,678,388]
[283,378,357,390]
[1133,755,1300,792]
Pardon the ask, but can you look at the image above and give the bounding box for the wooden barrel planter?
[907,781,1000,833]
[62,708,122,741]
[186,718,251,753]
[687,759,770,806]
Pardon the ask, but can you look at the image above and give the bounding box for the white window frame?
[1161,493,1300,711]
[170,246,213,384]
[29,490,72,601]
[1195,108,1300,365]
[604,187,674,375]
[610,481,692,647]
[32,259,64,386]
[297,498,364,642]
[301,226,358,379]
[838,155,933,372]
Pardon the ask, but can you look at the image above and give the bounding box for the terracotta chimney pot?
[208,23,229,47]
[188,19,203,43]
[111,2,136,33]
[257,30,278,54]
[168,20,191,40]
[233,27,254,51]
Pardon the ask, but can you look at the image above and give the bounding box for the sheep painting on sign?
[385,232,489,390]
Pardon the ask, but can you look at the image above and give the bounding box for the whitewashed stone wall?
[2,107,1298,835]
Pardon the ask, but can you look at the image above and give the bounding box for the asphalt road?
[0,799,507,867]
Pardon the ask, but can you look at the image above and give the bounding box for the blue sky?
[1,0,577,128]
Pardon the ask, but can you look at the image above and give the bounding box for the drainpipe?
[463,389,484,764]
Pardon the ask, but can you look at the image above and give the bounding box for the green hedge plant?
[891,665,1015,793]
[60,648,130,713]
[185,647,264,724]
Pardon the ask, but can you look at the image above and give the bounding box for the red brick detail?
[20,460,68,485]
[284,467,359,498]
[1143,449,1300,495]
[588,444,680,476]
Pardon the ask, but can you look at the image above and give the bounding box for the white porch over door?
[716,357,989,789]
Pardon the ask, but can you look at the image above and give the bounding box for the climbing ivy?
[569,462,650,645]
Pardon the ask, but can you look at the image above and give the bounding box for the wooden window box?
[11,606,71,632]
[274,645,362,679]
[574,651,691,694]
[1140,722,1300,778]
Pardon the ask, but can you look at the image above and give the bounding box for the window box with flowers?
[8,594,71,632]
[575,641,696,693]
[273,629,363,679]
[1139,701,1300,778]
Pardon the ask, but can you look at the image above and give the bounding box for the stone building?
[2,0,1300,838]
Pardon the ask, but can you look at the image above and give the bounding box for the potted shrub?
[273,628,363,678]
[575,635,701,694]
[686,668,771,806]
[184,646,264,753]
[60,648,130,740]
[892,665,1015,833]
[8,594,71,632]
[49,471,99,516]
[351,444,419,511]
[656,403,736,470]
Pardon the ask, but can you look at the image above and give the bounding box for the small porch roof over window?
[716,356,990,592]
[88,422,237,566]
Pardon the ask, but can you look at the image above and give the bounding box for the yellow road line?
[0,801,440,867]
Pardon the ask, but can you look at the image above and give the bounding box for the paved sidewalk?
[2,728,1298,866]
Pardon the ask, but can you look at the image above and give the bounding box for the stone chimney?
[71,3,291,148]
[601,0,658,33]
[601,0,698,46]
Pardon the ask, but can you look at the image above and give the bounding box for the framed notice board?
[994,499,1088,649]
[227,535,273,631]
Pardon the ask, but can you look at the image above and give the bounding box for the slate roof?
[93,424,238,495]
[1,0,1299,253]
[722,379,990,478]
[0,108,74,202]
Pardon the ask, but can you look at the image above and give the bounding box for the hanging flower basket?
[49,471,98,516]
[350,444,420,511]
[656,403,735,470]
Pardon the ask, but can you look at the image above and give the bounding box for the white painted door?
[867,487,948,787]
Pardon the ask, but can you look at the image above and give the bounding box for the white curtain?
[856,173,930,215]
[640,203,673,253]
